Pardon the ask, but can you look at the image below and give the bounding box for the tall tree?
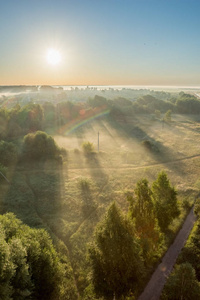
[89,203,143,300]
[128,179,162,265]
[152,171,180,232]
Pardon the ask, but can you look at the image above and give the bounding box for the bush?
[79,177,90,191]
[82,142,94,155]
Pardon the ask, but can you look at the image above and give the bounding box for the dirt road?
[137,206,196,300]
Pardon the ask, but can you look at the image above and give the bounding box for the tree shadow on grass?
[107,117,186,176]
[84,152,108,180]
[79,178,97,217]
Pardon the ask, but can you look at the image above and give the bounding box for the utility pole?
[98,131,99,152]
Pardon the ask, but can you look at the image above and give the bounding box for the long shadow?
[174,119,200,134]
[107,116,186,175]
[84,152,108,182]
[79,180,97,217]
[2,158,65,227]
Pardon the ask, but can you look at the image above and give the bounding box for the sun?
[46,48,61,65]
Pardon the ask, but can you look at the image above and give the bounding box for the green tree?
[89,203,143,300]
[161,263,200,300]
[22,131,61,160]
[128,179,162,265]
[88,95,107,108]
[152,171,180,232]
[177,220,200,281]
[129,179,153,219]
[17,103,44,133]
[82,141,94,155]
[164,110,172,122]
[9,238,32,299]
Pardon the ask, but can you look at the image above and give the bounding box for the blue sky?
[1,0,200,85]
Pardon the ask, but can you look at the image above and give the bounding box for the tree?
[177,220,200,281]
[129,179,153,219]
[164,110,172,122]
[17,103,44,133]
[161,263,200,300]
[22,131,61,160]
[88,95,107,108]
[89,203,143,299]
[128,179,162,265]
[152,171,180,232]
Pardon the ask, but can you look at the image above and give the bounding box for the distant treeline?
[107,92,200,116]
[0,91,199,139]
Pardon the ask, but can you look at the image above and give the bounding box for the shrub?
[79,177,90,191]
[82,142,94,155]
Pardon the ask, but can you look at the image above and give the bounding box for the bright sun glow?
[46,48,61,65]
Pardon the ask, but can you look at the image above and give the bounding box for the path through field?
[137,206,196,300]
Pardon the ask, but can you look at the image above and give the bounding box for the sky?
[1,0,200,86]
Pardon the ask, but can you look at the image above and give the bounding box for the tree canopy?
[0,213,68,300]
[152,171,180,232]
[161,263,200,300]
[22,131,63,160]
[89,203,144,299]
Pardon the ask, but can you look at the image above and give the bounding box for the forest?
[1,87,200,299]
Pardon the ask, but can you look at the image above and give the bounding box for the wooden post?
[98,131,99,152]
